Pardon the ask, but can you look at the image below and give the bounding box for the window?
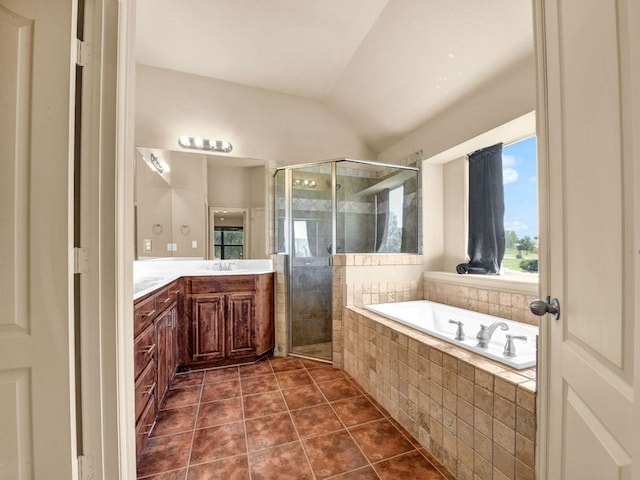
[501,136,538,275]
[213,227,244,259]
[456,136,538,276]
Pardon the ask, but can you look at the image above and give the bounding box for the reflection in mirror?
[134,147,267,260]
[210,208,247,259]
[135,147,207,259]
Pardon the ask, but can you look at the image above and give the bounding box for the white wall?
[442,158,468,272]
[135,64,374,164]
[208,165,249,208]
[378,56,536,163]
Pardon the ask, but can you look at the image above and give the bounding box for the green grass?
[502,248,538,272]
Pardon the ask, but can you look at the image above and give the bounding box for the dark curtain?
[375,190,389,252]
[401,176,418,253]
[456,143,505,274]
[305,220,317,256]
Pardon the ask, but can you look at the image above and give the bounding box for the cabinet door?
[191,293,226,361]
[167,307,178,384]
[156,303,178,407]
[134,321,156,380]
[226,292,255,358]
[155,308,171,407]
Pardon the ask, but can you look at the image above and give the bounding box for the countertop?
[133,259,274,300]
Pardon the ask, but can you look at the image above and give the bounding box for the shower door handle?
[326,242,343,254]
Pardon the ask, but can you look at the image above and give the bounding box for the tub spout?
[476,321,509,348]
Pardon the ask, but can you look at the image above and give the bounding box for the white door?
[0,0,78,478]
[536,0,640,478]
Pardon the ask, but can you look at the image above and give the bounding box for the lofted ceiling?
[136,0,534,154]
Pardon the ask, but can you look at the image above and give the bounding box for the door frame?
[80,0,138,477]
[532,0,551,476]
[108,1,558,479]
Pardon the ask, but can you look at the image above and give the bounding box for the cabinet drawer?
[155,282,180,312]
[135,359,156,422]
[135,392,156,460]
[189,275,255,294]
[134,295,157,337]
[134,322,156,380]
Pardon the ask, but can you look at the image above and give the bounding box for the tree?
[520,236,535,255]
[505,230,519,250]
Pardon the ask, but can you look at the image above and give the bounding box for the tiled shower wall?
[343,307,536,480]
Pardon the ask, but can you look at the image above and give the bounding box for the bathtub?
[364,300,537,369]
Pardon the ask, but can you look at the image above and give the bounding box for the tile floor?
[137,356,453,480]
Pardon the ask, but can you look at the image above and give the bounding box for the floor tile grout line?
[284,363,319,480]
[240,379,253,480]
[183,380,204,480]
[307,365,379,477]
[344,370,452,479]
[330,371,436,477]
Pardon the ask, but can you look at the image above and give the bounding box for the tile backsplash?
[424,279,540,327]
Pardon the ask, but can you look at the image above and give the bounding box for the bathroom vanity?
[132,260,274,460]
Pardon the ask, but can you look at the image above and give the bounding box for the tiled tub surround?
[343,306,536,480]
[423,272,540,327]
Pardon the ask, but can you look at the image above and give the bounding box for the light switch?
[143,239,152,252]
[192,240,198,249]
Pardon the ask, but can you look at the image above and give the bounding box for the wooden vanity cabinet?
[133,279,181,460]
[183,273,274,369]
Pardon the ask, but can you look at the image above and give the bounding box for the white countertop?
[133,259,274,300]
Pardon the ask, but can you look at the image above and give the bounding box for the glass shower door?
[289,164,333,361]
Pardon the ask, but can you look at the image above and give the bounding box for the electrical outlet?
[143,239,152,252]
[192,240,197,248]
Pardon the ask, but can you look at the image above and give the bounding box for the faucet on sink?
[476,321,509,348]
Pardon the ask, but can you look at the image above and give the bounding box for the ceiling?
[136,0,534,154]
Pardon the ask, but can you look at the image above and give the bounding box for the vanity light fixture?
[178,136,233,153]
[293,178,317,189]
[149,153,169,174]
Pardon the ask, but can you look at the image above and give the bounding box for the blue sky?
[503,136,538,239]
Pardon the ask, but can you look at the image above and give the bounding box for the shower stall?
[274,158,420,361]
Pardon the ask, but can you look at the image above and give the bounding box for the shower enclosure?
[275,158,419,361]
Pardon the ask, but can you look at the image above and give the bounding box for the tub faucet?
[448,319,465,341]
[476,321,509,348]
[503,334,527,357]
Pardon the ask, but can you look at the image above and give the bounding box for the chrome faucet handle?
[448,319,465,341]
[503,334,527,357]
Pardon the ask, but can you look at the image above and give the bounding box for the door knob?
[529,296,560,320]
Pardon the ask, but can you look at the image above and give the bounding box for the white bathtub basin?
[364,300,538,369]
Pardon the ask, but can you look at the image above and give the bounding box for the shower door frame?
[276,158,420,362]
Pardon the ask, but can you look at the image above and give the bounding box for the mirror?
[134,146,267,259]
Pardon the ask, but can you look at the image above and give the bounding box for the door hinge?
[78,455,94,480]
[74,247,89,274]
[75,39,92,67]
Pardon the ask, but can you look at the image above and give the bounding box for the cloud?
[502,154,517,167]
[505,219,529,232]
[503,167,519,185]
